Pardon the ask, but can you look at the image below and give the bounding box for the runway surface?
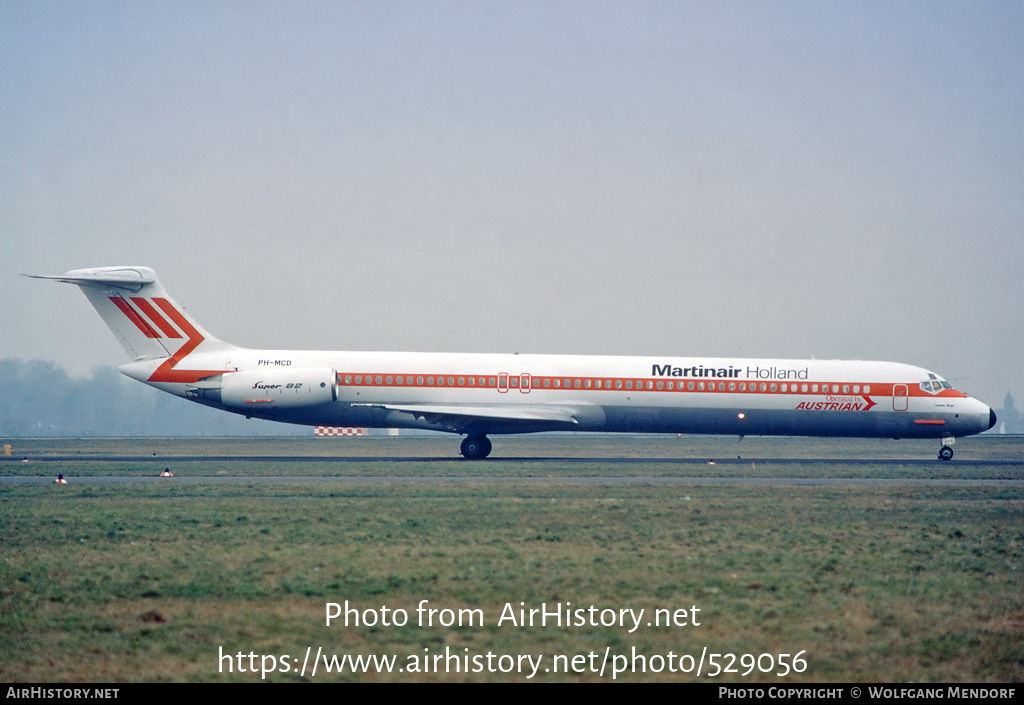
[4,437,1021,486]
[5,454,1024,466]
[5,474,1024,487]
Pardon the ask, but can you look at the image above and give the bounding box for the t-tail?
[25,266,236,386]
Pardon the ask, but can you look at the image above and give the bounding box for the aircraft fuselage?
[32,266,996,460]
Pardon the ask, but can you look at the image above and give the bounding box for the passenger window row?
[338,374,872,395]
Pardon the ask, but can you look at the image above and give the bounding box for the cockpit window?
[920,379,953,394]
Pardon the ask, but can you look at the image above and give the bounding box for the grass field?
[1,435,1022,682]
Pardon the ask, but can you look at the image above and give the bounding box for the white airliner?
[30,266,996,460]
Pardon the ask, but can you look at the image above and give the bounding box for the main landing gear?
[938,438,955,461]
[461,435,492,460]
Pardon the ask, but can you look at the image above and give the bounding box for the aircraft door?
[893,384,909,411]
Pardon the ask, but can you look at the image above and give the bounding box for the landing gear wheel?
[938,445,954,461]
[461,436,492,460]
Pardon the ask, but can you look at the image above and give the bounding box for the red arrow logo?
[147,298,230,383]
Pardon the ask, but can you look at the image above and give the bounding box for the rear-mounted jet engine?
[218,368,337,408]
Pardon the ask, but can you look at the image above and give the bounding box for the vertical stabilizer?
[26,266,234,383]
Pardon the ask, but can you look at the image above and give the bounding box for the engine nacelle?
[220,368,337,409]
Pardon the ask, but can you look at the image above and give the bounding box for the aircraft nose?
[989,407,998,430]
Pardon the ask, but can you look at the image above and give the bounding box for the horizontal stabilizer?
[25,267,156,293]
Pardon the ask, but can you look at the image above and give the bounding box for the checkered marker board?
[314,427,366,436]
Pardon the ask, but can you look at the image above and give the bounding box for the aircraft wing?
[350,402,583,434]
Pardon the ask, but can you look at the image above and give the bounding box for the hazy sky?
[2,1,1022,410]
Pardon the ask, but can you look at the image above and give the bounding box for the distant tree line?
[0,359,306,437]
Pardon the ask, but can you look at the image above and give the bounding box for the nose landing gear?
[938,438,955,461]
[461,435,492,460]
